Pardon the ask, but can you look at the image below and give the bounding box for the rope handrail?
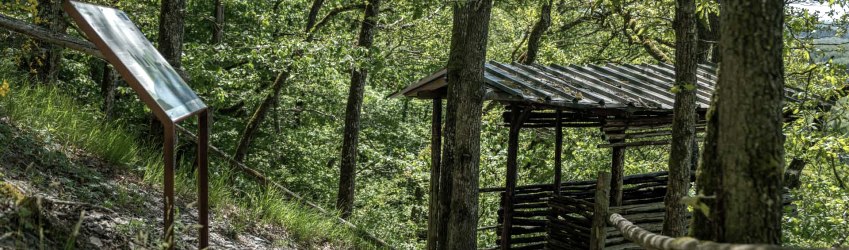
[608,213,832,250]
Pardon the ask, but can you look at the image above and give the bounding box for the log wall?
[488,171,672,250]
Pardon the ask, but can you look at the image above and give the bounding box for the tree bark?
[441,1,493,249]
[158,0,186,69]
[691,90,721,240]
[21,0,66,84]
[522,0,552,64]
[336,0,380,219]
[715,0,785,244]
[662,0,698,237]
[212,0,224,44]
[100,62,117,121]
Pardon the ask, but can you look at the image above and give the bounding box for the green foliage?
[2,0,849,248]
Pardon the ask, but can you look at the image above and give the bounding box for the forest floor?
[0,117,311,249]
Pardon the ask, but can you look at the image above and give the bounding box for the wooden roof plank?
[552,64,665,108]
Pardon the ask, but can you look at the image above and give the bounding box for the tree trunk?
[212,0,224,44]
[441,1,493,248]
[715,0,785,244]
[22,0,66,84]
[158,0,186,69]
[662,0,698,237]
[696,1,719,63]
[691,90,721,240]
[522,0,552,64]
[336,0,380,219]
[100,62,117,122]
[305,0,325,33]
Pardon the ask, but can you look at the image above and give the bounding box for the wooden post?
[553,110,563,196]
[590,171,611,250]
[427,98,443,250]
[501,106,527,250]
[163,122,176,250]
[197,110,210,249]
[610,140,625,206]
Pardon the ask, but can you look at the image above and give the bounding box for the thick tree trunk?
[441,1,493,249]
[714,0,785,244]
[212,0,224,44]
[158,0,186,69]
[22,0,66,84]
[662,0,698,237]
[522,0,552,64]
[336,0,380,219]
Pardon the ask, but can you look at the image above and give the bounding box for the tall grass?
[0,85,369,248]
[1,86,146,166]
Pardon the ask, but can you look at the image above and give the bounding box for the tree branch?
[0,13,103,59]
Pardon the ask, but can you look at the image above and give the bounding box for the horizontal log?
[607,213,823,250]
[547,237,588,250]
[610,202,665,214]
[547,229,590,247]
[606,127,705,140]
[549,214,592,228]
[510,242,545,250]
[602,242,642,250]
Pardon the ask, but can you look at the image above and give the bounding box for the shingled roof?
[391,61,722,110]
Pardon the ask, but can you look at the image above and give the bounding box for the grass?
[0,83,371,249]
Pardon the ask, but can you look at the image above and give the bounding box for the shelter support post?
[553,110,563,196]
[610,140,625,206]
[590,171,611,250]
[198,110,210,249]
[501,106,529,250]
[427,98,443,250]
[163,122,176,250]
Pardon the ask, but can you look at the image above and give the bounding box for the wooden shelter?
[391,61,797,249]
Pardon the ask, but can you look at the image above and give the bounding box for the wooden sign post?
[63,1,210,248]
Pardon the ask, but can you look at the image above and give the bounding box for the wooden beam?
[590,171,611,250]
[427,98,443,250]
[553,110,563,196]
[501,106,530,250]
[610,140,625,206]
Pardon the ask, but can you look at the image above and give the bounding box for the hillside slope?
[0,116,305,249]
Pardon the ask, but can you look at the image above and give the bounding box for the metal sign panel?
[65,0,205,121]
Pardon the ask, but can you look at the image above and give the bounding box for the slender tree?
[441,0,493,248]
[21,0,66,84]
[336,0,380,219]
[692,0,786,243]
[522,0,552,64]
[212,0,224,44]
[232,2,366,163]
[662,0,698,237]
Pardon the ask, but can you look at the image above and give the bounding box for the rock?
[89,236,103,247]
